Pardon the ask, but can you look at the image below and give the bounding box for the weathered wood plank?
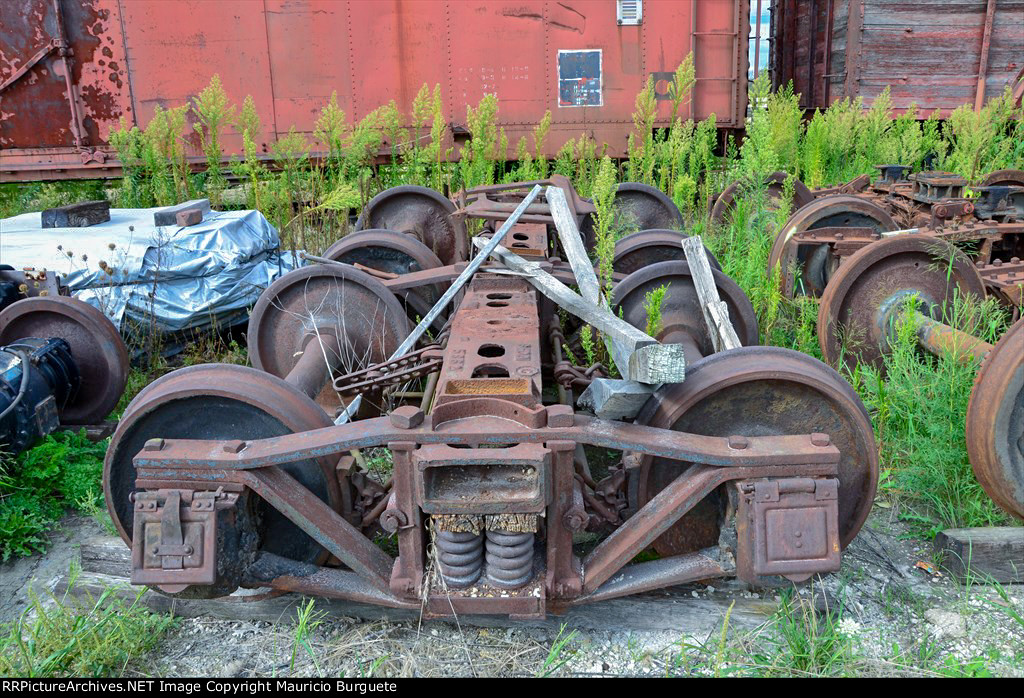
[934,527,1024,584]
[473,238,686,384]
[153,199,211,226]
[547,185,666,417]
[81,536,131,578]
[546,185,631,379]
[577,378,656,420]
[41,200,110,228]
[680,236,742,352]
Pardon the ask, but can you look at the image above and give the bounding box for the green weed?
[0,570,176,677]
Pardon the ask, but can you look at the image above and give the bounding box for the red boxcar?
[0,0,751,182]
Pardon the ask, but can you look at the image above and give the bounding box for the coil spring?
[485,530,534,588]
[436,531,483,588]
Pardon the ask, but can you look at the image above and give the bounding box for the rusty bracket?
[130,488,236,589]
[736,477,841,583]
[331,345,445,398]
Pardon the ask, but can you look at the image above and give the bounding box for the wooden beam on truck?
[473,237,687,385]
[546,185,659,419]
[545,184,632,380]
[681,235,742,352]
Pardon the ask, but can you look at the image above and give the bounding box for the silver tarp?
[0,207,292,333]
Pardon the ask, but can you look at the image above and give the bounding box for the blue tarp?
[0,207,293,333]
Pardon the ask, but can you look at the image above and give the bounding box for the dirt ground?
[2,509,1022,677]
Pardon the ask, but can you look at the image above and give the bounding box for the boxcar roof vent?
[617,0,642,25]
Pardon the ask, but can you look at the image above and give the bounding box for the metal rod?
[419,370,439,413]
[914,311,994,363]
[335,184,543,424]
[753,0,762,79]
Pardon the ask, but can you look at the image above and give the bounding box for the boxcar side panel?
[119,0,277,155]
[263,0,355,141]
[0,0,132,156]
[1,0,750,181]
[777,0,1024,114]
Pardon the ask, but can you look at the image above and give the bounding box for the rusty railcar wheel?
[966,319,1024,520]
[582,183,684,243]
[817,236,986,372]
[323,229,448,320]
[612,229,721,276]
[103,364,344,595]
[0,296,128,424]
[612,260,758,351]
[980,169,1024,189]
[768,195,897,298]
[631,347,878,556]
[354,185,467,265]
[710,171,814,226]
[248,265,410,414]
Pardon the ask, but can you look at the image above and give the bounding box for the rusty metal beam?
[239,466,394,590]
[133,413,841,475]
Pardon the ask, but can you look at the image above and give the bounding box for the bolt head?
[811,432,831,447]
[547,404,574,428]
[727,435,749,450]
[222,440,246,454]
[390,406,424,429]
[143,438,165,452]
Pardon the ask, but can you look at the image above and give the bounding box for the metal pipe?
[823,0,835,104]
[51,0,85,147]
[661,326,706,366]
[913,311,994,363]
[335,184,542,424]
[753,0,762,79]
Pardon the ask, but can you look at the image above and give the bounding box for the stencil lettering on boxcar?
[557,49,602,107]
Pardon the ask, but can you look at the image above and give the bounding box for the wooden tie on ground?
[934,528,1024,584]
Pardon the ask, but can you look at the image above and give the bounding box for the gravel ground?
[3,509,1023,677]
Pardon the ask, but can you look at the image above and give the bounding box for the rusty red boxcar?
[771,0,1024,113]
[0,0,751,182]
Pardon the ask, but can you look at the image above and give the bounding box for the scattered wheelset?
[0,296,128,454]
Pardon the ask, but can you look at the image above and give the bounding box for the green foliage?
[107,118,151,207]
[748,592,855,676]
[314,91,349,167]
[232,94,268,211]
[535,624,578,678]
[0,573,177,677]
[643,283,669,337]
[591,155,619,294]
[458,94,502,189]
[191,74,236,206]
[741,75,803,176]
[0,431,107,561]
[941,88,1024,180]
[143,104,191,205]
[626,76,658,184]
[853,293,1016,530]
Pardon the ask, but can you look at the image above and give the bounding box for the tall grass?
[852,293,1016,531]
[0,571,177,677]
